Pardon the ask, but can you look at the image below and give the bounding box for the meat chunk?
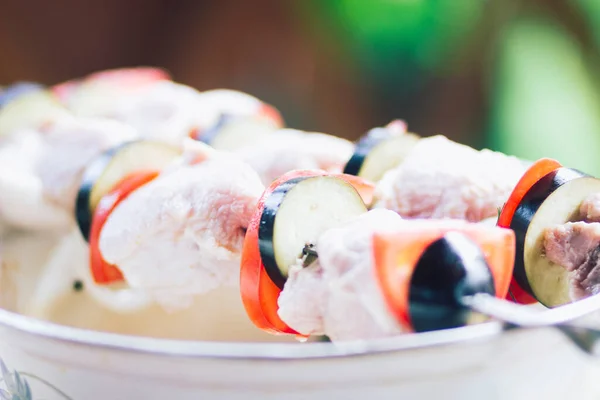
[69,81,217,146]
[36,116,138,212]
[99,156,264,310]
[580,193,600,222]
[0,129,69,231]
[0,116,137,232]
[277,209,406,341]
[234,129,354,185]
[198,89,275,120]
[373,135,525,222]
[544,222,600,300]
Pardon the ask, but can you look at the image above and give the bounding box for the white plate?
[1,232,599,399]
[1,312,600,400]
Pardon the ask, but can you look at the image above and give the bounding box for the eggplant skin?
[342,152,366,176]
[342,131,385,176]
[510,167,588,296]
[196,114,230,145]
[75,144,126,241]
[408,232,495,332]
[0,82,44,109]
[258,177,307,289]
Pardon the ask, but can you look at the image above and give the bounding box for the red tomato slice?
[334,173,375,206]
[89,171,159,285]
[85,67,170,89]
[497,158,561,304]
[497,158,562,228]
[240,170,330,335]
[373,221,515,330]
[258,103,284,128]
[51,79,80,103]
[240,169,372,335]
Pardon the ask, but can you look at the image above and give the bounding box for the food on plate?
[56,67,170,112]
[188,91,353,186]
[0,116,138,232]
[192,89,284,151]
[374,220,514,333]
[497,158,563,304]
[343,120,420,182]
[257,172,368,289]
[76,140,182,240]
[95,150,265,310]
[0,229,295,342]
[233,128,355,185]
[242,188,515,340]
[89,170,160,284]
[0,86,69,138]
[498,158,600,307]
[62,70,282,148]
[56,67,222,146]
[0,82,44,109]
[240,170,371,334]
[6,67,588,345]
[373,135,526,222]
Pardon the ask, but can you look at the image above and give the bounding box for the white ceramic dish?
[1,232,600,399]
[1,311,600,400]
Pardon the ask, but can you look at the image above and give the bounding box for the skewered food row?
[1,67,596,343]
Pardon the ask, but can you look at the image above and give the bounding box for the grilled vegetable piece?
[89,170,159,284]
[498,158,563,304]
[509,167,600,307]
[343,120,419,182]
[0,89,69,137]
[195,114,280,151]
[374,221,515,331]
[0,82,44,109]
[258,175,368,288]
[193,89,284,151]
[76,140,181,240]
[240,170,368,334]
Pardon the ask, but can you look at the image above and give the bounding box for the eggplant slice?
[0,89,68,137]
[198,114,279,151]
[344,127,420,182]
[409,232,495,332]
[258,176,368,288]
[76,140,181,240]
[511,167,600,307]
[0,82,44,110]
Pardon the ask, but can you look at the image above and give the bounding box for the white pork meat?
[373,135,525,222]
[68,80,217,146]
[543,194,600,300]
[198,89,278,121]
[277,209,406,341]
[0,116,137,232]
[98,153,264,310]
[234,128,354,185]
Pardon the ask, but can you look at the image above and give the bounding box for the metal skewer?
[462,293,600,355]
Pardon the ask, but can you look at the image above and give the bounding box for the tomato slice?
[85,67,170,89]
[258,103,284,128]
[241,170,327,335]
[498,158,562,228]
[373,221,515,330]
[51,79,80,103]
[497,158,561,304]
[240,169,372,335]
[334,173,375,206]
[89,171,159,285]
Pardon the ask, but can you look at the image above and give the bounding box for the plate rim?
[0,307,503,360]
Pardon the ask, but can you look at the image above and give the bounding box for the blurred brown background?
[0,0,483,142]
[2,0,600,174]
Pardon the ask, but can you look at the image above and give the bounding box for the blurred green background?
[1,0,598,174]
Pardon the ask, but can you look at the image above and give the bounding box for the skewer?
[463,293,600,355]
